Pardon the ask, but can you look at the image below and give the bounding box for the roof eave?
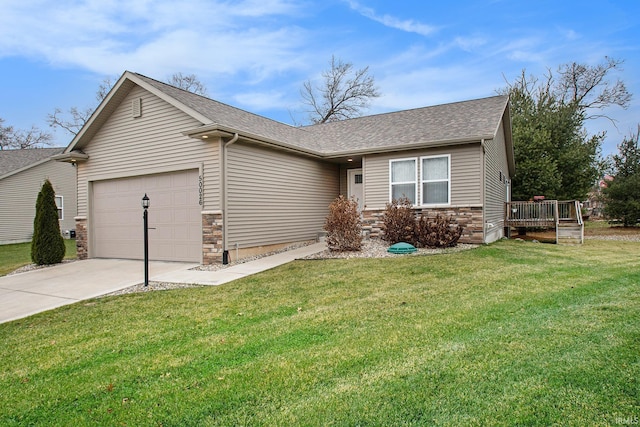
[322,136,491,159]
[183,124,325,158]
[52,151,90,164]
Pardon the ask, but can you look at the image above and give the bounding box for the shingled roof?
[64,72,512,169]
[302,95,509,155]
[133,73,509,156]
[0,148,64,178]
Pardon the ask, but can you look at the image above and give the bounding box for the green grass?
[0,239,77,276]
[1,239,639,426]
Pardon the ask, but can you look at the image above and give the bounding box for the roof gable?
[0,148,64,179]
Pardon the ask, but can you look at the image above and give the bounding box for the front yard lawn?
[1,239,638,426]
[0,239,76,276]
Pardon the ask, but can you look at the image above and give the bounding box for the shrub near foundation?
[31,179,65,265]
[382,197,417,245]
[382,198,464,248]
[416,214,464,248]
[324,195,362,251]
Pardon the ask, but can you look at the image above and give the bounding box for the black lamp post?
[142,193,150,287]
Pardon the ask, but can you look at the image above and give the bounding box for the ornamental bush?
[382,198,464,248]
[416,214,464,248]
[382,197,417,245]
[31,179,66,265]
[324,195,362,251]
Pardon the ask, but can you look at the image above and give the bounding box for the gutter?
[221,133,239,264]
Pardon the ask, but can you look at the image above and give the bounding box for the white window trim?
[55,195,64,220]
[420,154,451,206]
[389,158,418,205]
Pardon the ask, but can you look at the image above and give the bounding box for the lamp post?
[142,193,150,287]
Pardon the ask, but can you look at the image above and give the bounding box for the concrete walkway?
[0,242,326,324]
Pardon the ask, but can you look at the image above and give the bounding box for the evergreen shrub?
[31,179,66,265]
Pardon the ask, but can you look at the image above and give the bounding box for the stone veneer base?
[202,212,224,265]
[362,206,484,244]
[74,217,88,260]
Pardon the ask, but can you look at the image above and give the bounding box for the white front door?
[347,169,364,211]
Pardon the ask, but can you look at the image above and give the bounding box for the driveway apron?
[0,259,196,323]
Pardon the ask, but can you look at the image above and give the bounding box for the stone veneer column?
[202,211,224,265]
[74,216,88,260]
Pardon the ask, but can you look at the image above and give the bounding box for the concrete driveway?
[0,243,328,324]
[0,259,196,324]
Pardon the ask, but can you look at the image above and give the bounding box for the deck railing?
[506,200,584,243]
[505,200,558,227]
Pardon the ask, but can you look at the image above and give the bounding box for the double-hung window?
[55,196,63,220]
[390,159,417,204]
[421,155,450,205]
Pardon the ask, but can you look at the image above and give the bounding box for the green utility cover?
[387,242,417,254]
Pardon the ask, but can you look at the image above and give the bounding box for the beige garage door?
[92,169,201,262]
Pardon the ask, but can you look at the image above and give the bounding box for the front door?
[348,169,364,211]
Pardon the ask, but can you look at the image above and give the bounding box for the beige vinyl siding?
[0,160,76,244]
[339,164,348,196]
[226,142,339,248]
[364,144,483,210]
[483,119,510,242]
[76,85,221,217]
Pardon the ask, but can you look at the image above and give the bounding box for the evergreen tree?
[604,127,640,226]
[31,179,66,265]
[504,58,630,201]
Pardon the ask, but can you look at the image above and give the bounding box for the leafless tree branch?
[301,55,381,124]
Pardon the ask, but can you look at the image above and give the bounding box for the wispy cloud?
[0,0,306,78]
[344,0,438,36]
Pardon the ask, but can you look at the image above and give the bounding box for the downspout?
[480,138,487,243]
[222,133,239,264]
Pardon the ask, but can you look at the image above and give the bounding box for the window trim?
[420,154,451,206]
[389,158,418,205]
[55,195,64,220]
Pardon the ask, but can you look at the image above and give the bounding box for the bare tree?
[166,72,208,96]
[554,57,631,122]
[48,75,118,136]
[0,117,12,150]
[0,117,53,150]
[301,56,381,124]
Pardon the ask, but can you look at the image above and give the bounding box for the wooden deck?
[505,200,584,244]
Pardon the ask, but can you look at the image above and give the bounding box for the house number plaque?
[199,175,204,205]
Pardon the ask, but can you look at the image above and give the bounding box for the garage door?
[92,169,201,262]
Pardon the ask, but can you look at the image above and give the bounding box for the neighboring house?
[0,148,77,244]
[584,175,613,218]
[54,71,514,264]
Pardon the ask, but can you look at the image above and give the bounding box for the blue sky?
[0,0,638,156]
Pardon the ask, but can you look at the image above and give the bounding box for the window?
[390,159,417,204]
[354,173,363,184]
[421,155,450,205]
[55,196,63,220]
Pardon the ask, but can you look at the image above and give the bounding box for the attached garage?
[91,169,201,262]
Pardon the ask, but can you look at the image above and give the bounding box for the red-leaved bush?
[324,195,362,251]
[382,197,464,248]
[381,197,417,245]
[416,214,463,248]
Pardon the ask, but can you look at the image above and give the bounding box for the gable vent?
[132,97,142,118]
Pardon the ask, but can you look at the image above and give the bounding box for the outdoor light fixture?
[142,193,150,286]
